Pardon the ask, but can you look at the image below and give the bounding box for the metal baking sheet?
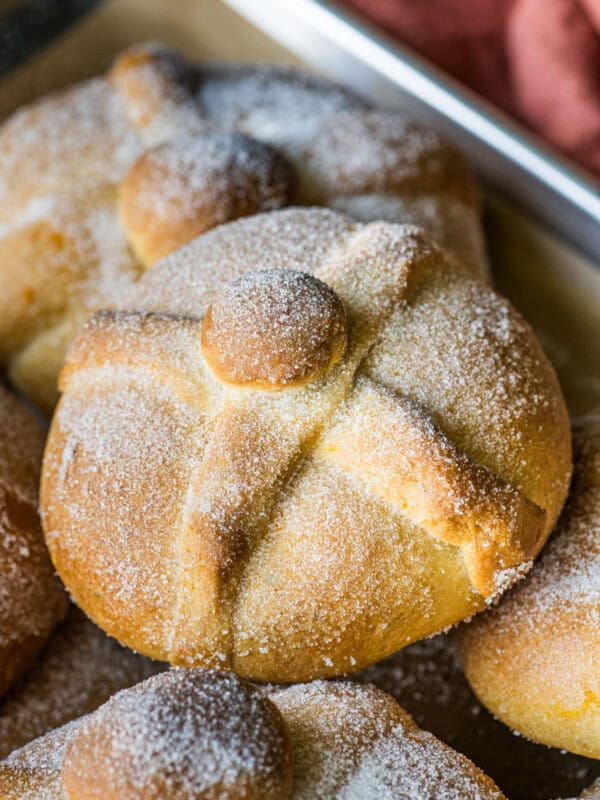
[223,0,600,263]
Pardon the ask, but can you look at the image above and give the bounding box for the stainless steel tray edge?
[223,0,600,264]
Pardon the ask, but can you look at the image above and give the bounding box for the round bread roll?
[458,415,600,759]
[0,606,165,759]
[0,42,487,413]
[41,208,571,682]
[0,671,505,799]
[0,384,67,698]
[119,132,293,265]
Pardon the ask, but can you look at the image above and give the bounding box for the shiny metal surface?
[223,0,600,262]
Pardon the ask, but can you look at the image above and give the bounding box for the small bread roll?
[0,606,165,758]
[0,42,487,414]
[41,208,571,682]
[0,384,67,698]
[458,415,600,759]
[119,133,292,265]
[0,672,505,799]
[201,270,347,389]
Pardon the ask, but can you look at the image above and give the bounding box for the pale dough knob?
[61,670,292,800]
[201,270,348,390]
[120,133,293,265]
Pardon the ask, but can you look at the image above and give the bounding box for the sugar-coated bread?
[61,670,292,800]
[41,208,571,682]
[119,133,293,265]
[200,270,348,390]
[0,384,67,698]
[0,719,78,800]
[0,606,165,758]
[0,42,487,413]
[458,415,600,758]
[0,671,505,799]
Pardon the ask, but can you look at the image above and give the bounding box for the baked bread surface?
[458,415,600,758]
[0,43,487,413]
[41,208,571,682]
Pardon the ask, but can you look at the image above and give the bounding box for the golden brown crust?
[0,385,68,699]
[41,209,571,682]
[201,270,347,390]
[0,42,487,413]
[458,415,600,758]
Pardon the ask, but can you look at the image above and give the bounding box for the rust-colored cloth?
[342,0,600,177]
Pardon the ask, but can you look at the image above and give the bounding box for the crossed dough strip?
[0,42,488,413]
[0,671,506,800]
[458,415,600,759]
[41,208,571,682]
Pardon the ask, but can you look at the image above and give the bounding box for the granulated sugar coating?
[0,675,505,799]
[61,670,292,800]
[268,681,504,799]
[201,270,348,389]
[42,207,571,683]
[1,41,488,412]
[458,415,600,759]
[119,131,293,264]
[352,634,600,800]
[0,718,82,800]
